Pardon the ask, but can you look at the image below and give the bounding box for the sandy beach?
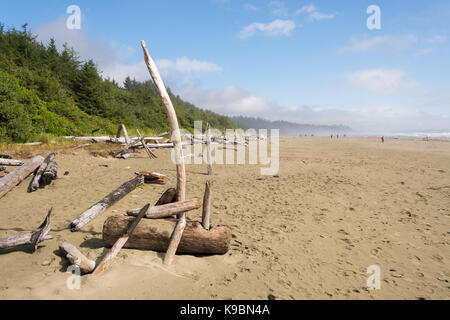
[0,136,449,300]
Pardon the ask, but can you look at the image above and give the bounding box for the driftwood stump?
[29,153,55,192]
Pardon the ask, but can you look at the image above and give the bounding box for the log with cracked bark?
[70,175,145,231]
[41,161,58,186]
[0,156,44,198]
[28,153,55,192]
[103,215,231,254]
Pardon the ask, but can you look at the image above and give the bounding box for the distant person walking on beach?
[331,134,333,139]
[381,136,385,143]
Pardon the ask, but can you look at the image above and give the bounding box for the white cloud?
[238,19,296,39]
[427,35,447,44]
[175,85,449,132]
[33,18,221,85]
[342,35,417,53]
[296,4,316,15]
[156,57,222,73]
[309,11,336,21]
[346,68,417,94]
[244,3,259,11]
[269,1,288,16]
[296,3,336,21]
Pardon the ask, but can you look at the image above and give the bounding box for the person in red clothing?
[381,136,385,143]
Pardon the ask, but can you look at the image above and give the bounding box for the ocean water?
[348,131,450,139]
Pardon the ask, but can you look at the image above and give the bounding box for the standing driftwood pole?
[202,181,212,230]
[93,203,150,276]
[116,124,131,146]
[141,40,186,265]
[0,156,44,198]
[29,153,55,192]
[0,208,52,251]
[206,123,213,175]
[70,175,144,231]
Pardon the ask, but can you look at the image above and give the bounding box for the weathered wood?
[202,181,212,230]
[134,171,166,184]
[29,153,55,192]
[0,208,52,251]
[116,124,131,146]
[0,166,5,172]
[70,175,145,231]
[93,204,150,276]
[155,188,177,206]
[0,156,44,198]
[141,40,187,265]
[137,129,157,159]
[41,160,58,186]
[0,154,12,159]
[103,215,231,254]
[119,153,130,159]
[0,159,23,166]
[59,242,95,274]
[206,123,213,175]
[127,199,201,219]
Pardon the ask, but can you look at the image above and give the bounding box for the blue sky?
[2,0,450,132]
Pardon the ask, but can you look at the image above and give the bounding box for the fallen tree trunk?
[0,156,44,198]
[0,159,23,166]
[127,199,201,219]
[0,208,52,251]
[41,161,58,186]
[70,175,145,231]
[94,204,150,276]
[59,242,95,274]
[103,215,231,254]
[29,153,55,192]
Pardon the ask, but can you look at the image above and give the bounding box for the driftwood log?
[0,166,5,172]
[134,171,166,184]
[0,208,52,252]
[93,204,150,276]
[127,199,201,219]
[41,161,58,186]
[103,215,231,254]
[141,40,186,265]
[29,153,55,192]
[0,159,23,166]
[0,156,44,198]
[70,175,145,231]
[59,242,95,274]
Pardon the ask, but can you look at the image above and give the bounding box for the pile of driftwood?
[0,153,58,198]
[1,40,232,278]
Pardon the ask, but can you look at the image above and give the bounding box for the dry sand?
[0,137,449,300]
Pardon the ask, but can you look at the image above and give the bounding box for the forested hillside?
[0,24,239,143]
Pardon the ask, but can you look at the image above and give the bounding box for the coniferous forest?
[0,24,239,143]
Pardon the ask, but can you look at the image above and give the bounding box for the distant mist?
[231,116,352,136]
